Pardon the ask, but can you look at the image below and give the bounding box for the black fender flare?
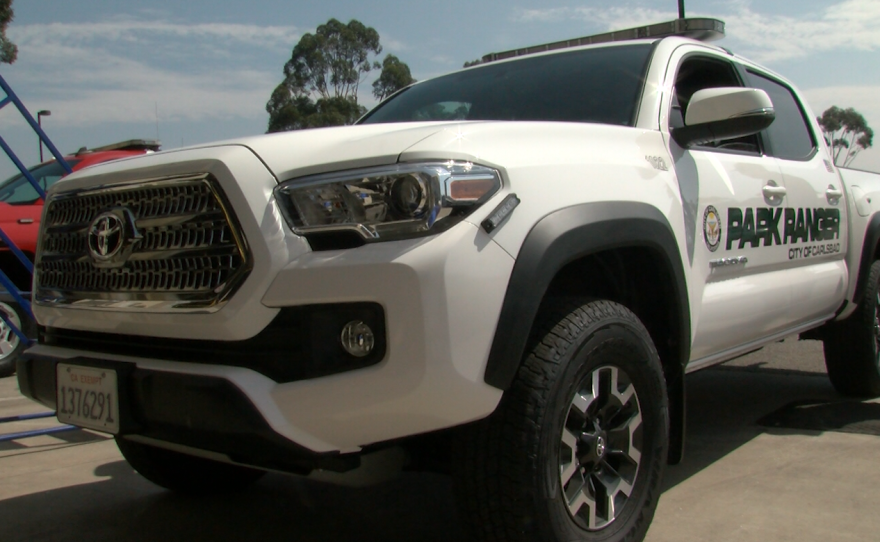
[484,201,691,463]
[852,212,880,307]
[484,201,691,389]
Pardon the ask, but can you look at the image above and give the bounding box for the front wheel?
[115,437,266,494]
[823,260,880,397]
[455,299,669,542]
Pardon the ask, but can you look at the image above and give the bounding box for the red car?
[0,139,160,291]
[1,140,159,377]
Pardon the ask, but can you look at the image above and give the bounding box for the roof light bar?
[75,139,162,155]
[481,17,725,64]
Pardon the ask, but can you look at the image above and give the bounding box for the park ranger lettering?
[726,207,840,250]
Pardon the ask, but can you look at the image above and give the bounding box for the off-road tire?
[454,299,669,542]
[824,260,880,397]
[115,437,265,494]
[0,301,27,378]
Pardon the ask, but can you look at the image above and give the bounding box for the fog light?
[341,320,375,357]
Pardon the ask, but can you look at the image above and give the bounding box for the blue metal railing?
[1,72,75,441]
[0,412,76,442]
[0,71,71,337]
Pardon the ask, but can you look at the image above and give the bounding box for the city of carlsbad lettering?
[726,207,840,250]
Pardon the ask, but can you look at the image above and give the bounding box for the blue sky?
[1,0,879,180]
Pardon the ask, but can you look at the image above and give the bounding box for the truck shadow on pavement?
[2,362,878,542]
[661,363,854,490]
[1,456,465,542]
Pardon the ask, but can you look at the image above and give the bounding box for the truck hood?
[220,120,646,182]
[56,120,647,191]
[229,122,455,181]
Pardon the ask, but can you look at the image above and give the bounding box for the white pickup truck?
[17,18,880,542]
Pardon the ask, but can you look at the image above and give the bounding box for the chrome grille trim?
[35,173,251,312]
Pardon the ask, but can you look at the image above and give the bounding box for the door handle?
[762,184,786,197]
[826,185,843,203]
[17,218,34,224]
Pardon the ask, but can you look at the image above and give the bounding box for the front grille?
[35,174,251,311]
[44,182,219,227]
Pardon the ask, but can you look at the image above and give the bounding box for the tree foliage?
[372,54,415,101]
[268,18,418,132]
[818,106,874,167]
[0,0,17,64]
[285,18,381,101]
[266,90,365,132]
[463,59,482,68]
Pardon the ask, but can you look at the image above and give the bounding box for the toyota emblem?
[88,212,125,261]
[596,435,606,458]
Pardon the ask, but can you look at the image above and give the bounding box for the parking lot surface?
[2,337,879,541]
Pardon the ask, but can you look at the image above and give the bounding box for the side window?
[0,160,77,205]
[672,56,759,154]
[746,71,815,161]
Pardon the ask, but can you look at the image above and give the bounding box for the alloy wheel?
[559,365,643,530]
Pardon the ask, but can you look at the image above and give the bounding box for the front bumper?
[17,353,357,474]
[21,220,513,456]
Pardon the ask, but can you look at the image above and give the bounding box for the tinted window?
[360,44,654,127]
[0,160,79,205]
[747,71,815,160]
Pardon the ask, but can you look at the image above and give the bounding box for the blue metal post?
[0,411,56,424]
[0,412,79,443]
[0,73,72,174]
[0,425,78,443]
[0,134,48,201]
[0,72,73,350]
[0,222,35,276]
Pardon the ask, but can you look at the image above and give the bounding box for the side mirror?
[672,87,775,148]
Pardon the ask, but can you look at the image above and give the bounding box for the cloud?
[803,83,880,109]
[801,84,880,135]
[430,55,457,66]
[3,19,299,126]
[723,0,880,62]
[800,85,880,172]
[376,32,408,53]
[511,1,880,62]
[514,8,577,23]
[9,20,300,52]
[512,6,676,29]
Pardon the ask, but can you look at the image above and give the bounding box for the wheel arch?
[852,212,880,307]
[484,201,691,462]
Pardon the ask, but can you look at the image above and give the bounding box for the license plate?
[56,364,120,434]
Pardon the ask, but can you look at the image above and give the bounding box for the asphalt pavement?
[1,337,878,542]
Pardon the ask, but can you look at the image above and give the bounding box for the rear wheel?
[824,260,880,397]
[455,299,668,542]
[0,301,27,378]
[115,437,265,494]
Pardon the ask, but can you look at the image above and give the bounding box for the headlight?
[275,161,501,246]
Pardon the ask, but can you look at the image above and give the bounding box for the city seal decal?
[703,205,721,252]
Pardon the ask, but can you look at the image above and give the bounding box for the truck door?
[661,50,796,365]
[742,68,849,324]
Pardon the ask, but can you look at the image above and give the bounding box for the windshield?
[360,43,653,127]
[0,160,79,205]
